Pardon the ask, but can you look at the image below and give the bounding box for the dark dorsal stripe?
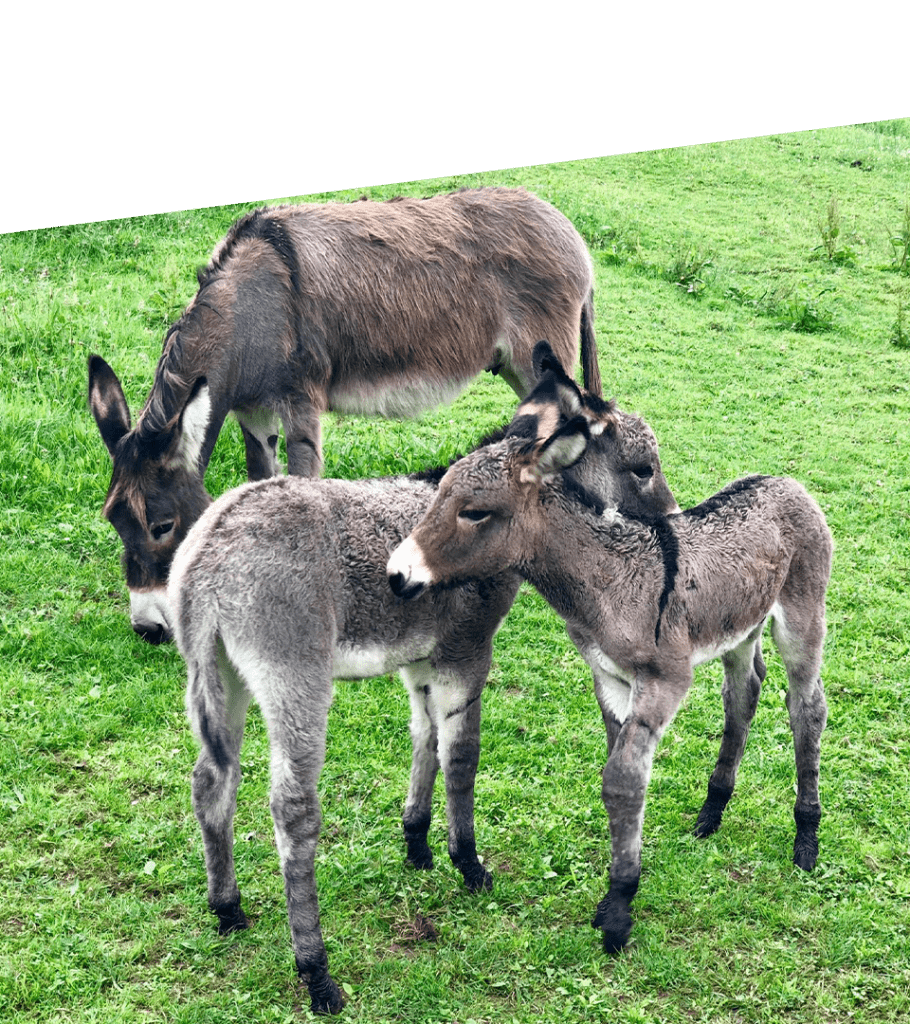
[683,475,771,520]
[652,515,680,645]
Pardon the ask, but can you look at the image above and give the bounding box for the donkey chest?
[581,644,636,723]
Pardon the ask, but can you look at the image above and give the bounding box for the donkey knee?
[600,758,648,820]
[191,754,240,827]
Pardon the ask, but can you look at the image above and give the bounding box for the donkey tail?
[183,628,234,773]
[580,288,603,398]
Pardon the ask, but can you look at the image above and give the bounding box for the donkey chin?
[130,587,175,645]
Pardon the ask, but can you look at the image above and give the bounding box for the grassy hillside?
[1,120,908,1023]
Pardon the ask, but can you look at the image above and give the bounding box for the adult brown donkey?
[88,187,601,644]
[388,413,832,956]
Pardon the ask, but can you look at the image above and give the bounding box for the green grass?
[2,121,909,1023]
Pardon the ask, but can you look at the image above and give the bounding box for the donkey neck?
[137,318,230,473]
[519,486,669,627]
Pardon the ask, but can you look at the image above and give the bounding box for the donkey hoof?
[693,808,723,839]
[694,784,732,838]
[591,897,632,954]
[308,977,345,1016]
[793,836,819,872]
[301,967,345,1016]
[213,899,249,935]
[405,841,435,871]
[463,864,494,894]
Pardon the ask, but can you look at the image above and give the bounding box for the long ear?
[532,340,564,380]
[172,377,211,472]
[523,415,591,482]
[88,355,132,457]
[533,340,586,416]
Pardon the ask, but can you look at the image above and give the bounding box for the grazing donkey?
[168,349,676,1015]
[388,414,832,956]
[88,187,601,645]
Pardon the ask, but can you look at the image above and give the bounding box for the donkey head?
[88,355,213,644]
[388,415,595,599]
[506,341,679,521]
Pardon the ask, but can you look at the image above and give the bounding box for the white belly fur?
[332,639,434,680]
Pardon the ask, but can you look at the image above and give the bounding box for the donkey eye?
[151,521,175,541]
[631,464,654,481]
[458,509,491,523]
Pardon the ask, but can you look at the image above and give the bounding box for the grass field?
[1,120,909,1023]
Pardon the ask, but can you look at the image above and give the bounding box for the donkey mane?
[140,209,306,438]
[140,327,197,437]
[199,206,302,294]
[683,473,772,520]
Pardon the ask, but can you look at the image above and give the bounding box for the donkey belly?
[327,374,475,419]
[332,636,436,681]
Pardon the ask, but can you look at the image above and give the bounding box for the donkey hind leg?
[235,407,282,480]
[405,660,492,893]
[280,397,324,478]
[592,670,690,953]
[399,662,440,871]
[265,668,344,1015]
[190,645,253,935]
[694,628,767,839]
[771,604,828,871]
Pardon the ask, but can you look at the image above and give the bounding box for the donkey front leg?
[695,630,766,839]
[235,407,282,480]
[268,687,344,1015]
[592,672,690,953]
[281,397,324,478]
[416,660,491,893]
[399,662,440,871]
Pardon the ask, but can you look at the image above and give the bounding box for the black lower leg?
[793,805,821,871]
[592,875,640,954]
[694,780,734,838]
[449,836,493,893]
[296,954,345,1016]
[212,898,248,935]
[403,812,434,870]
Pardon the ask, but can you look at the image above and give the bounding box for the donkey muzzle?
[388,571,425,601]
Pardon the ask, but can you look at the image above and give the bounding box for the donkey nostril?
[389,571,425,600]
[134,622,172,645]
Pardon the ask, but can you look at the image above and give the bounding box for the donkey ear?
[88,355,132,457]
[532,340,585,417]
[532,340,563,380]
[523,415,591,482]
[172,377,211,471]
